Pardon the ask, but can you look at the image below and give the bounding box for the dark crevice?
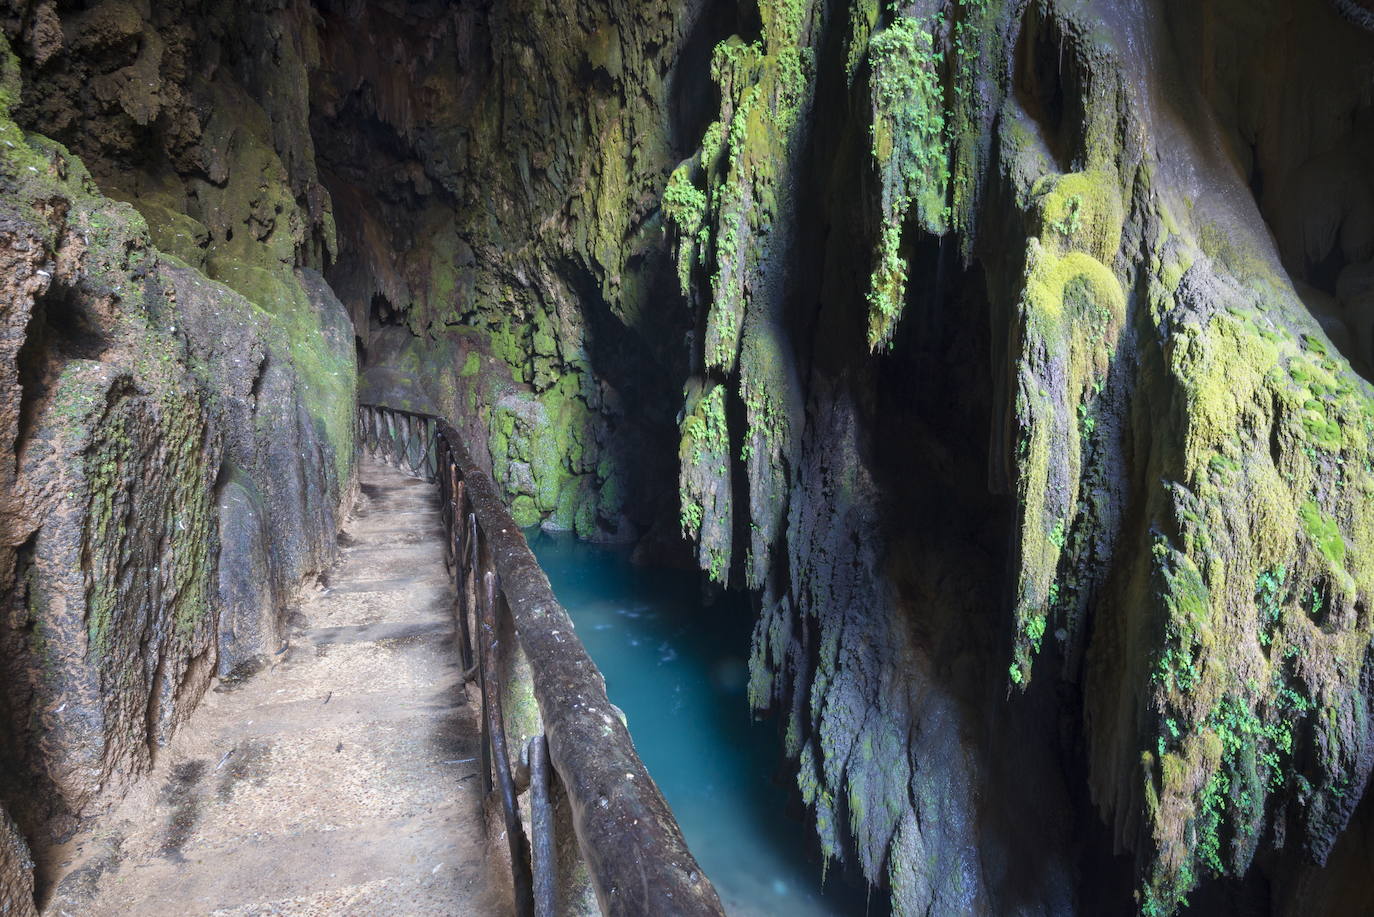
[0,531,61,906]
[560,262,683,533]
[1013,5,1083,174]
[368,293,407,331]
[143,655,167,767]
[670,0,755,156]
[16,279,109,458]
[248,354,268,406]
[1306,244,1349,298]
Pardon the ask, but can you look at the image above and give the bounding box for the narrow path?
[48,459,509,916]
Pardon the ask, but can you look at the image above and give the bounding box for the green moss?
[663,163,708,296]
[1299,500,1346,568]
[597,469,623,521]
[1031,170,1124,263]
[945,0,1004,254]
[679,384,732,582]
[844,0,881,83]
[488,319,530,383]
[0,33,20,117]
[511,495,540,528]
[422,218,465,331]
[1133,275,1374,909]
[136,199,210,268]
[680,501,703,537]
[864,14,949,351]
[1010,237,1126,684]
[573,487,600,539]
[485,373,598,532]
[209,260,355,487]
[536,375,592,511]
[501,646,543,756]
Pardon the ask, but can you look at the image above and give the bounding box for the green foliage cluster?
[665,0,818,586]
[487,375,600,534]
[678,385,729,542]
[663,163,709,295]
[864,14,949,351]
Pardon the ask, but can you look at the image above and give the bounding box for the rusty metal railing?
[357,403,724,917]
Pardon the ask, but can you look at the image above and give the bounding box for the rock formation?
[2,0,1374,914]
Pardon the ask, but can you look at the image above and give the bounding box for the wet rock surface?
[0,16,355,904]
[1,0,1374,914]
[45,460,505,916]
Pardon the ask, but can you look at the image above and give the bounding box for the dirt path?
[47,459,510,916]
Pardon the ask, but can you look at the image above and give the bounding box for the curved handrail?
[357,403,724,917]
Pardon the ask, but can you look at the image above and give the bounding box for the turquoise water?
[527,531,879,917]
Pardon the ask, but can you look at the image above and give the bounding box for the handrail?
[357,403,725,917]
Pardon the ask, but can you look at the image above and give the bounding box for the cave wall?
[0,1,356,906]
[311,0,713,543]
[1,0,1373,914]
[669,0,1374,914]
[331,0,1374,912]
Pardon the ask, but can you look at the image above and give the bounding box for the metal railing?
[357,404,725,917]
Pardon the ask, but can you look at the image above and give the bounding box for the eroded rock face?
[312,0,701,542]
[327,0,1374,912]
[167,263,354,676]
[0,805,34,917]
[1,0,1373,914]
[0,100,223,848]
[671,1,1374,913]
[0,5,356,906]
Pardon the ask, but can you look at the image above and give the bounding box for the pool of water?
[527,530,880,917]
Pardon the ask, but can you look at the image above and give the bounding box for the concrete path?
[46,459,510,916]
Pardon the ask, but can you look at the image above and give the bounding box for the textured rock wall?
[346,0,1374,912]
[1,0,1373,915]
[0,2,356,907]
[245,0,1374,912]
[0,807,34,917]
[663,0,1374,913]
[315,0,709,543]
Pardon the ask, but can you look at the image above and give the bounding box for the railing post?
[477,538,493,798]
[406,414,419,474]
[483,569,534,917]
[453,478,473,673]
[529,734,556,917]
[423,417,436,481]
[462,512,479,676]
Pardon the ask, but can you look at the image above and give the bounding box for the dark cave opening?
[860,217,1137,909]
[368,293,406,331]
[15,279,109,458]
[559,261,687,539]
[670,0,761,157]
[1012,3,1085,174]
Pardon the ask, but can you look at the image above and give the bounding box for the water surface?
[528,531,878,917]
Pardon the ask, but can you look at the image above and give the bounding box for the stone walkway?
[46,459,509,916]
